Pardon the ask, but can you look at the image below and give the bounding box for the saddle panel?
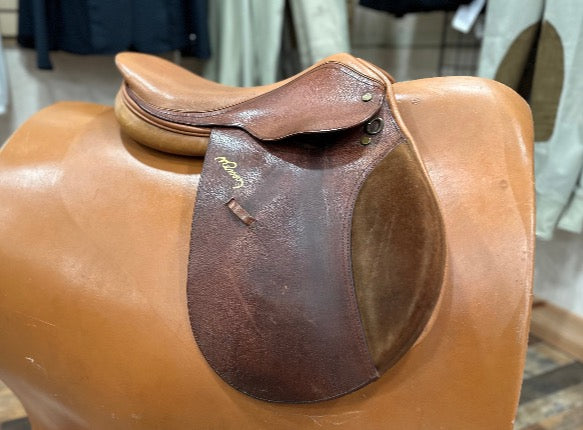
[0,75,533,427]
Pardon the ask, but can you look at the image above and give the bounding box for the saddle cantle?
[114,53,446,402]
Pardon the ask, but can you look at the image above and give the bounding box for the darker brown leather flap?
[186,107,399,402]
[125,62,386,142]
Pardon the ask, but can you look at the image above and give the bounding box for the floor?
[0,383,25,427]
[1,334,582,429]
[517,336,583,429]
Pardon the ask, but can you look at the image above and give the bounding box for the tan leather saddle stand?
[0,53,534,429]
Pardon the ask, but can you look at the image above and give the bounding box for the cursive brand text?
[215,157,245,189]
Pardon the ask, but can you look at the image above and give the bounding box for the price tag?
[452,0,486,33]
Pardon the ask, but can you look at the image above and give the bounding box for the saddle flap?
[115,53,387,154]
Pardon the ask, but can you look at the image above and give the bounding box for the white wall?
[0,0,18,38]
[0,41,120,143]
[535,232,583,318]
[0,40,202,144]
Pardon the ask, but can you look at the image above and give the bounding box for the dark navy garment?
[360,0,472,17]
[18,0,210,69]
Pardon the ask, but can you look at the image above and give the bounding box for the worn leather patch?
[494,21,563,142]
[187,102,403,403]
[352,144,446,372]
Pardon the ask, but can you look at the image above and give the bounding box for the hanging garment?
[18,0,210,70]
[479,0,583,240]
[359,0,471,17]
[288,0,350,69]
[0,31,8,115]
[204,0,286,87]
[182,0,211,58]
[205,0,350,86]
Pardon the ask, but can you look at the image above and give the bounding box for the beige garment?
[479,0,583,240]
[0,25,8,115]
[204,0,286,87]
[288,0,351,69]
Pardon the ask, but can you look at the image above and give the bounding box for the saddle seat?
[115,52,395,156]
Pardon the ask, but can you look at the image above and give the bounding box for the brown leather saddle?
[115,53,446,403]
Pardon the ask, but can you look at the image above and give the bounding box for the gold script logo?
[215,157,245,189]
